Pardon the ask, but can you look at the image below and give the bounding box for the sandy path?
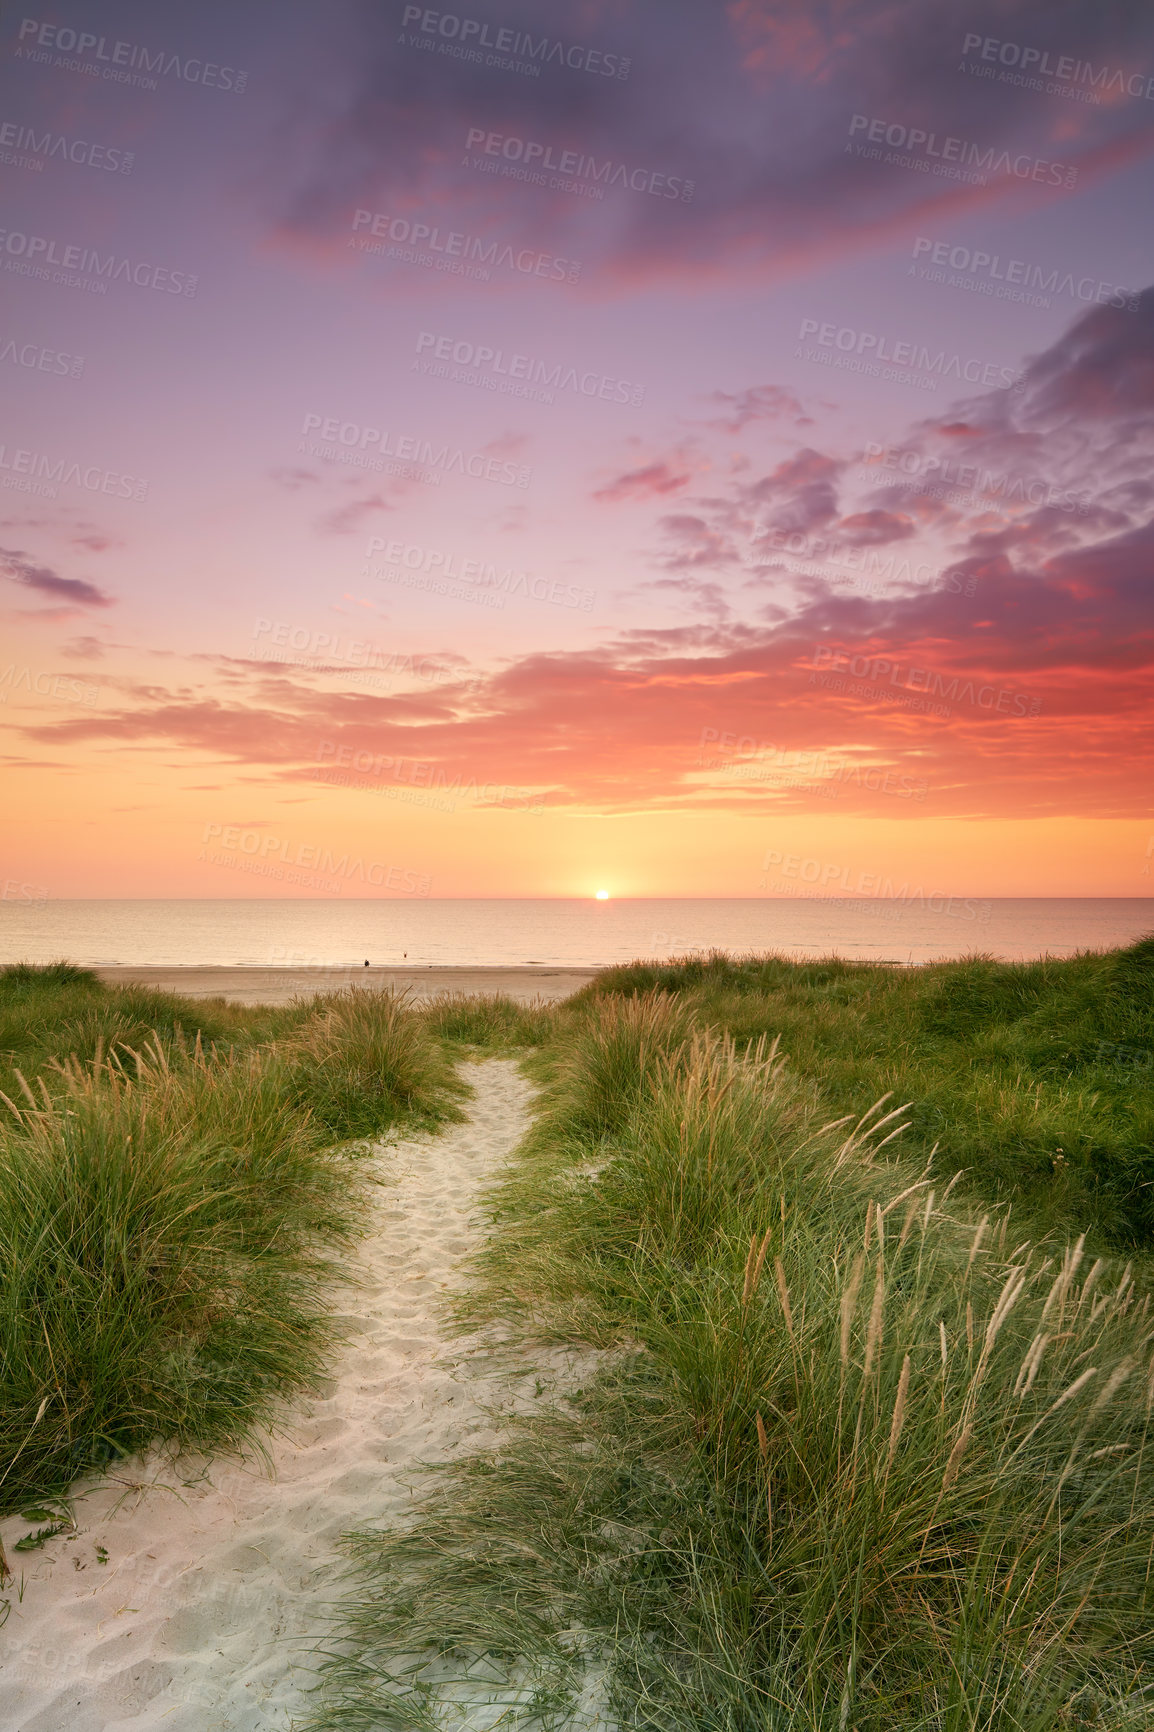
[0,1059,536,1732]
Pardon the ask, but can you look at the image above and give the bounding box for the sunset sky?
[2,0,1153,901]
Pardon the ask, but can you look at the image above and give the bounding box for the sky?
[2,0,1153,902]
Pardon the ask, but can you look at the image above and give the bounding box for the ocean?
[0,899,1150,969]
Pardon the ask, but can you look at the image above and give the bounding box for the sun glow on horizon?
[595,889,610,899]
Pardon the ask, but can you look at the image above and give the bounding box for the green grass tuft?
[283,989,467,1140]
[418,992,557,1052]
[0,972,467,1518]
[0,961,307,1107]
[572,938,1154,1250]
[1,961,100,988]
[0,1036,372,1514]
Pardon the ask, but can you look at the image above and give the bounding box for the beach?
[93,964,599,1005]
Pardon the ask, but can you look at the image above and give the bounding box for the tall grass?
[537,986,692,1143]
[570,938,1154,1250]
[0,1036,372,1515]
[0,960,306,1106]
[311,993,1154,1731]
[418,992,557,1052]
[0,971,466,1517]
[283,989,466,1139]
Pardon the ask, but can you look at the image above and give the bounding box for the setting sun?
[595,889,610,900]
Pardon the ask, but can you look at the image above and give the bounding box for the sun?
[595,889,610,900]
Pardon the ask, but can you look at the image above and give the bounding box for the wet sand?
[93,964,600,1005]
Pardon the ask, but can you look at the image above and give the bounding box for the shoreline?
[93,963,601,1004]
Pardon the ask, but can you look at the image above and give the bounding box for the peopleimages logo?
[14,18,247,92]
[749,523,946,588]
[315,742,544,814]
[797,318,1020,390]
[861,442,1091,515]
[759,850,991,921]
[0,337,84,377]
[199,825,431,895]
[413,332,645,406]
[811,646,1041,716]
[366,537,596,612]
[351,209,581,284]
[1,876,47,908]
[960,33,1154,102]
[0,443,147,501]
[463,128,693,200]
[911,237,1138,312]
[0,228,197,295]
[0,119,134,172]
[848,113,1078,187]
[698,730,928,802]
[250,618,472,688]
[399,7,630,79]
[299,413,532,488]
[0,664,100,706]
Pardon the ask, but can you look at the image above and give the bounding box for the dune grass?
[571,939,1154,1251]
[0,960,305,1108]
[7,946,1154,1722]
[310,976,1154,1732]
[417,992,557,1053]
[283,988,467,1138]
[0,968,464,1524]
[0,1037,364,1516]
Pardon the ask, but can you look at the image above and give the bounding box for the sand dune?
[0,1059,543,1731]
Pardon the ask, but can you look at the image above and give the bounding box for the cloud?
[728,448,846,539]
[70,530,118,553]
[833,510,916,546]
[479,430,532,459]
[855,289,1154,560]
[594,459,693,502]
[1013,285,1154,421]
[13,274,1154,828]
[702,384,812,431]
[19,511,1153,822]
[645,572,735,621]
[603,292,1154,619]
[0,517,121,553]
[656,513,742,571]
[0,548,114,609]
[0,755,73,769]
[317,491,394,535]
[269,466,320,492]
[262,0,1154,288]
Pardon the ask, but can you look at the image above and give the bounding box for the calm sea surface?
[0,899,1150,968]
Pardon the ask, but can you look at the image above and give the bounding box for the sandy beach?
[94,965,600,1006]
[0,1060,556,1731]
